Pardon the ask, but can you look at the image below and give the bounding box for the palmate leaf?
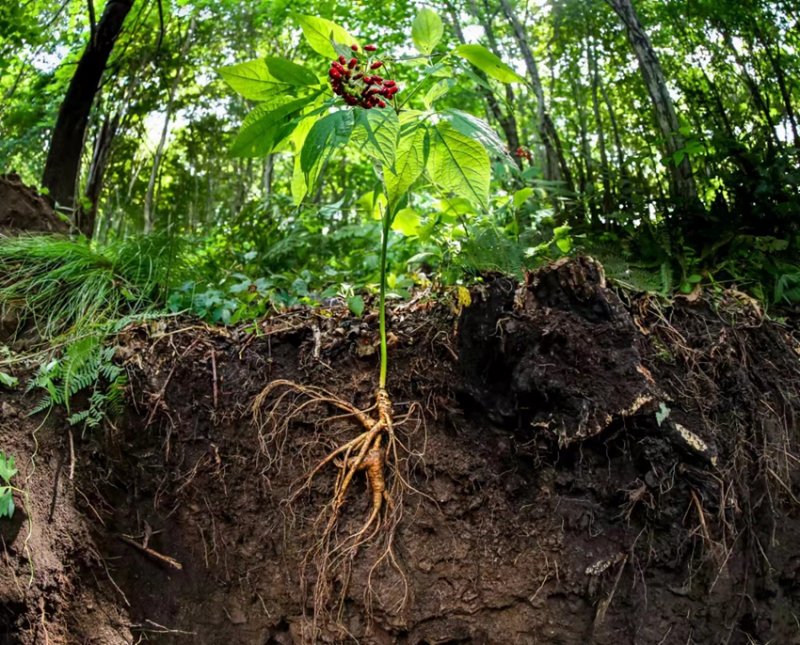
[301,110,355,192]
[427,121,490,210]
[351,108,400,170]
[296,15,358,59]
[288,115,320,204]
[412,8,443,55]
[291,154,307,205]
[443,109,510,159]
[385,123,428,209]
[423,78,453,108]
[219,58,314,100]
[263,56,319,86]
[454,44,525,84]
[230,96,311,157]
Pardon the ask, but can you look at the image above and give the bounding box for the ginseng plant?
[220,7,521,628]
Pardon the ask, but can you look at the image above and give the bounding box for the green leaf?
[263,56,319,86]
[291,154,307,205]
[347,295,365,317]
[0,371,18,389]
[443,109,509,158]
[219,59,301,100]
[351,108,400,170]
[513,187,534,209]
[556,237,572,253]
[454,44,525,84]
[296,15,358,59]
[423,78,452,109]
[427,121,490,210]
[0,487,14,519]
[301,110,354,189]
[438,197,474,215]
[230,97,310,157]
[412,8,444,55]
[0,452,16,484]
[281,109,320,153]
[385,124,428,208]
[655,402,671,426]
[392,208,421,236]
[553,224,571,239]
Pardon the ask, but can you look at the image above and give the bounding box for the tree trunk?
[753,23,800,147]
[42,0,134,211]
[81,113,120,237]
[606,0,699,211]
[719,26,782,152]
[498,0,573,192]
[262,154,274,202]
[598,74,630,211]
[569,56,596,225]
[474,0,522,156]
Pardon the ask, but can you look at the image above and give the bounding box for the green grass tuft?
[0,233,186,341]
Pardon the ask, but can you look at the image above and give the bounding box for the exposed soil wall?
[0,174,68,235]
[2,257,800,644]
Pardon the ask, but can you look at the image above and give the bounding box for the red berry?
[371,75,382,83]
[370,61,383,70]
[339,55,347,65]
[378,100,386,108]
[383,79,395,87]
[364,44,377,52]
[351,43,359,51]
[348,57,357,68]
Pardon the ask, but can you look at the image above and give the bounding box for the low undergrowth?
[0,234,184,429]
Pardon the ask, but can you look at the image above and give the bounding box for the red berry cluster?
[328,44,399,109]
[514,146,533,162]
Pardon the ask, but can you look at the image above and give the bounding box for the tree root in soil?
[252,379,418,635]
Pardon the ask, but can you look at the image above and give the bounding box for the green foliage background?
[0,0,798,310]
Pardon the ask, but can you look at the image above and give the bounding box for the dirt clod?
[0,174,68,235]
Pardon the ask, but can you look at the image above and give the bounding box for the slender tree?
[42,0,135,212]
[498,0,574,192]
[605,0,699,210]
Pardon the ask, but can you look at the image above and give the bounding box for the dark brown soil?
[2,257,800,644]
[0,174,68,235]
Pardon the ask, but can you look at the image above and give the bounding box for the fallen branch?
[117,534,183,571]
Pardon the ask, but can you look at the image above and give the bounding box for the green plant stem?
[378,207,392,390]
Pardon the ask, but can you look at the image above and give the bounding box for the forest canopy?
[1,0,799,317]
